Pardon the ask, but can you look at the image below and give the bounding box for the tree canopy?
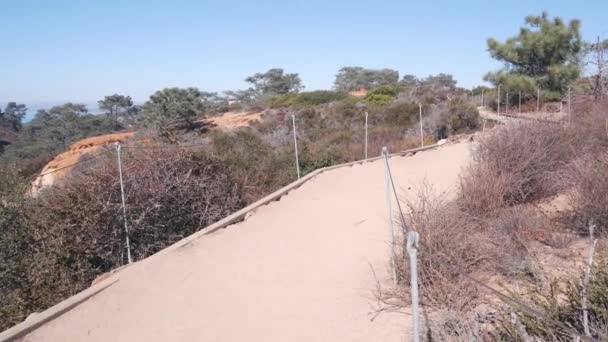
[334,67,399,92]
[0,103,27,154]
[2,103,118,172]
[37,103,89,149]
[485,12,583,97]
[0,102,27,132]
[245,68,303,96]
[98,94,138,128]
[143,87,205,131]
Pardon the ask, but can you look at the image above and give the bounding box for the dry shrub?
[397,188,489,311]
[423,309,494,341]
[496,250,608,341]
[566,153,608,234]
[460,121,576,215]
[570,99,608,154]
[25,148,243,313]
[488,207,545,282]
[458,162,510,217]
[388,186,543,314]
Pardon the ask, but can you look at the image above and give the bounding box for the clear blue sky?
[1,0,607,109]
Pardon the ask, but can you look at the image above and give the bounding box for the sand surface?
[22,142,471,342]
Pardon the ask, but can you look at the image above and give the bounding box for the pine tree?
[485,12,583,100]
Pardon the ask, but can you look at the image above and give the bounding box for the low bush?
[384,186,541,316]
[400,191,484,311]
[394,188,533,311]
[294,90,347,106]
[268,91,347,108]
[446,99,480,133]
[364,85,402,104]
[460,121,576,214]
[423,309,493,341]
[15,148,244,323]
[210,129,296,203]
[425,99,479,139]
[496,250,608,341]
[566,153,608,234]
[0,166,33,331]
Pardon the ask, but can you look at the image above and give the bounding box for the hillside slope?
[31,132,134,194]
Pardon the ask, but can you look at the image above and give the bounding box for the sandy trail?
[22,142,471,342]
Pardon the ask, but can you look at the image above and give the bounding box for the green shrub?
[364,85,402,104]
[364,94,393,105]
[268,91,347,108]
[446,99,480,133]
[378,101,418,127]
[0,166,32,331]
[293,90,347,106]
[210,129,296,203]
[267,92,299,107]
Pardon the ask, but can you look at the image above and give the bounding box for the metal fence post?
[497,85,501,115]
[292,114,300,179]
[364,112,368,160]
[518,90,522,113]
[381,147,397,285]
[506,90,509,114]
[481,89,485,106]
[568,87,572,123]
[537,88,540,112]
[418,104,423,148]
[407,231,420,342]
[582,222,598,338]
[115,142,133,264]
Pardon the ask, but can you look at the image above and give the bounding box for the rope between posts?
[383,154,409,232]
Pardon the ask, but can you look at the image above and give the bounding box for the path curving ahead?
[20,142,472,342]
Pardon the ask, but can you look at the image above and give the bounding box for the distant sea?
[0,101,102,122]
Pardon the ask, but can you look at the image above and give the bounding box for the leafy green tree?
[2,103,116,175]
[245,68,303,96]
[224,89,256,103]
[421,73,457,89]
[143,87,204,131]
[199,91,229,113]
[98,94,138,128]
[485,12,583,98]
[0,103,27,155]
[0,103,27,132]
[334,67,399,91]
[400,74,420,87]
[38,103,88,149]
[0,165,32,331]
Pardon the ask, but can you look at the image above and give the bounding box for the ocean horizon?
[2,101,103,122]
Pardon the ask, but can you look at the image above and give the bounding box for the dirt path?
[22,142,472,342]
[478,106,565,124]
